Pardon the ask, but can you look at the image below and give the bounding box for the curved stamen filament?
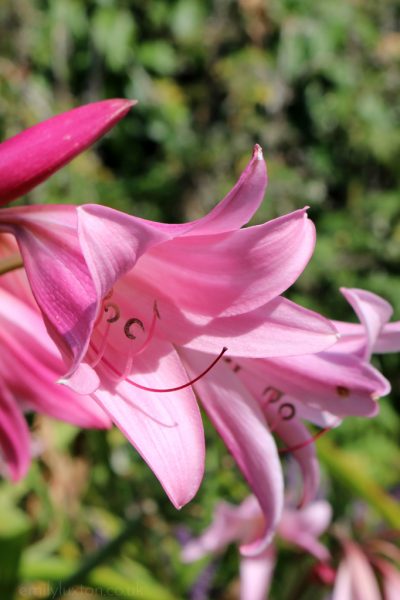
[89,301,121,367]
[278,426,333,454]
[102,346,228,392]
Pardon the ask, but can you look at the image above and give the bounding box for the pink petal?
[179,297,338,357]
[279,502,331,562]
[241,352,388,417]
[240,546,276,600]
[332,560,353,600]
[135,208,316,317]
[0,287,110,429]
[0,380,31,481]
[238,369,320,507]
[181,348,284,556]
[269,408,321,508]
[77,204,173,301]
[0,205,98,372]
[127,280,338,358]
[375,558,400,600]
[339,541,382,600]
[184,144,267,235]
[87,341,205,509]
[182,497,263,562]
[0,99,135,205]
[340,288,393,359]
[374,321,400,353]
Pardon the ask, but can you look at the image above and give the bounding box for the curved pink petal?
[340,288,393,359]
[0,287,110,429]
[339,541,381,600]
[237,369,320,507]
[77,204,173,301]
[184,144,267,235]
[0,380,31,481]
[269,408,320,508]
[241,352,388,417]
[0,99,135,205]
[123,278,337,358]
[134,208,316,317]
[182,497,263,562]
[0,205,98,371]
[374,321,400,353]
[332,560,353,600]
[86,341,205,509]
[181,348,284,556]
[240,546,276,600]
[279,501,331,561]
[375,558,400,600]
[179,297,338,357]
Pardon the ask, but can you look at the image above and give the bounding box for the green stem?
[317,437,400,528]
[0,254,24,276]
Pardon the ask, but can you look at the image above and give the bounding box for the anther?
[336,386,350,398]
[263,386,283,404]
[105,302,120,323]
[124,318,145,340]
[279,402,296,421]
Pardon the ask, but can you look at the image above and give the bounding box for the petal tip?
[252,144,264,161]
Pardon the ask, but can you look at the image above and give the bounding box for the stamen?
[268,401,296,433]
[263,386,283,404]
[124,318,144,339]
[90,300,120,367]
[105,302,121,323]
[279,402,296,421]
[278,426,332,454]
[102,346,228,392]
[89,320,112,368]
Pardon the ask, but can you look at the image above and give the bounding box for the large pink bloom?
[182,495,332,600]
[0,235,110,481]
[0,131,336,530]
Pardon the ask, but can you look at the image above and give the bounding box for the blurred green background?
[0,1,399,598]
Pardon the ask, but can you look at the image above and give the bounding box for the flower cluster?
[0,101,399,596]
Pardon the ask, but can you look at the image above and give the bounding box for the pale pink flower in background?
[0,235,110,481]
[332,535,400,600]
[201,287,400,509]
[0,138,338,543]
[182,495,332,600]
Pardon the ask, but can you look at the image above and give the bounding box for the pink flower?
[0,134,336,530]
[182,495,332,600]
[196,287,398,511]
[332,535,400,600]
[0,234,110,481]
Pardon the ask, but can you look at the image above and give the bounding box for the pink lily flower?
[0,129,336,532]
[182,495,332,600]
[0,235,110,481]
[185,288,398,511]
[0,98,135,205]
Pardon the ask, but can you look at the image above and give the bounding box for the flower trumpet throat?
[88,293,228,393]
